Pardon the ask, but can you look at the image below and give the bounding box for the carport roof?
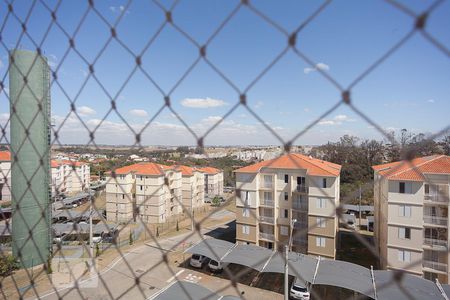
[262,251,317,283]
[185,238,234,261]
[220,244,274,272]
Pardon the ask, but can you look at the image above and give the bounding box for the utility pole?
[359,185,362,230]
[284,244,289,300]
[89,193,94,271]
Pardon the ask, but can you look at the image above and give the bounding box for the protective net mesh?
[0,0,449,299]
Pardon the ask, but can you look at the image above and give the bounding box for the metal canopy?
[220,244,273,272]
[184,239,450,299]
[262,251,317,283]
[185,238,234,261]
[315,259,374,298]
[373,270,444,300]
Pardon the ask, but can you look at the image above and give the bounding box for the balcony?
[259,232,275,241]
[295,185,308,193]
[292,238,307,246]
[423,260,448,273]
[262,182,273,189]
[423,215,448,227]
[261,199,274,207]
[424,194,449,204]
[292,200,308,211]
[259,215,275,223]
[423,238,448,251]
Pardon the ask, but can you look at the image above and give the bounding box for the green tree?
[212,196,220,207]
[0,255,18,277]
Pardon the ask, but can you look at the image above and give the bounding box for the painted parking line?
[166,269,185,283]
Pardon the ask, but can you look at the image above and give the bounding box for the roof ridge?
[388,155,444,178]
[291,153,336,176]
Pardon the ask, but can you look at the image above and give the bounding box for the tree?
[212,196,220,207]
[440,135,450,155]
[0,255,18,277]
[129,231,133,245]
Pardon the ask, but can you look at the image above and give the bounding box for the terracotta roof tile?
[372,155,450,181]
[0,151,11,161]
[198,167,221,174]
[114,162,180,176]
[234,153,341,177]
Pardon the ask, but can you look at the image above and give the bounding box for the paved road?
[33,221,236,300]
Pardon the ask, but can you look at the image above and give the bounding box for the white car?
[208,259,225,272]
[190,254,207,268]
[290,278,310,300]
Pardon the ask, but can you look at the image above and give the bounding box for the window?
[398,250,411,262]
[121,194,125,200]
[399,182,405,193]
[242,225,250,235]
[399,182,412,194]
[139,185,143,191]
[322,178,327,188]
[399,205,412,217]
[243,208,250,217]
[316,198,326,208]
[284,209,288,218]
[398,227,411,239]
[264,192,272,201]
[241,191,252,206]
[284,174,289,183]
[264,175,272,186]
[284,192,288,201]
[316,237,326,247]
[280,226,288,236]
[424,184,429,194]
[317,217,326,228]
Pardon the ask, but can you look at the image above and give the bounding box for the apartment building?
[106,163,183,224]
[0,151,11,201]
[173,165,205,212]
[199,167,223,198]
[51,160,90,196]
[0,151,90,200]
[373,155,450,283]
[235,153,341,259]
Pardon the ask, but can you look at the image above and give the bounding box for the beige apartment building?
[200,167,224,198]
[51,160,91,196]
[106,163,183,224]
[174,165,205,212]
[0,151,11,202]
[235,153,341,259]
[373,155,450,283]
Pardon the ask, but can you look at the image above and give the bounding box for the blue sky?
[0,0,449,146]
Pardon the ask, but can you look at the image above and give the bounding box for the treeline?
[310,130,450,204]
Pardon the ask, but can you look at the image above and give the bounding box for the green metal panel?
[9,49,51,268]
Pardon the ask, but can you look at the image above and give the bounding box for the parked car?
[208,259,226,272]
[190,254,207,268]
[204,198,211,204]
[92,234,102,243]
[290,278,310,300]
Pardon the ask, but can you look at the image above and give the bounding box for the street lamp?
[285,218,297,300]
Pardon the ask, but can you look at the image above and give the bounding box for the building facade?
[0,151,11,202]
[174,165,205,212]
[200,167,224,198]
[373,155,450,283]
[234,153,341,259]
[106,163,183,224]
[51,160,90,196]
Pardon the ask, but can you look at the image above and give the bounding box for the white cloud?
[202,116,223,124]
[47,54,57,68]
[254,101,264,109]
[304,62,330,74]
[181,97,227,108]
[427,99,435,103]
[318,114,355,126]
[109,5,130,14]
[77,106,96,116]
[128,109,148,117]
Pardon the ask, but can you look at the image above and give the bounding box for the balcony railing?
[292,201,308,211]
[292,238,307,246]
[259,232,275,241]
[423,260,448,273]
[296,185,308,193]
[424,194,449,204]
[423,215,448,226]
[259,215,275,223]
[424,238,448,249]
[261,199,274,206]
[263,182,273,189]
